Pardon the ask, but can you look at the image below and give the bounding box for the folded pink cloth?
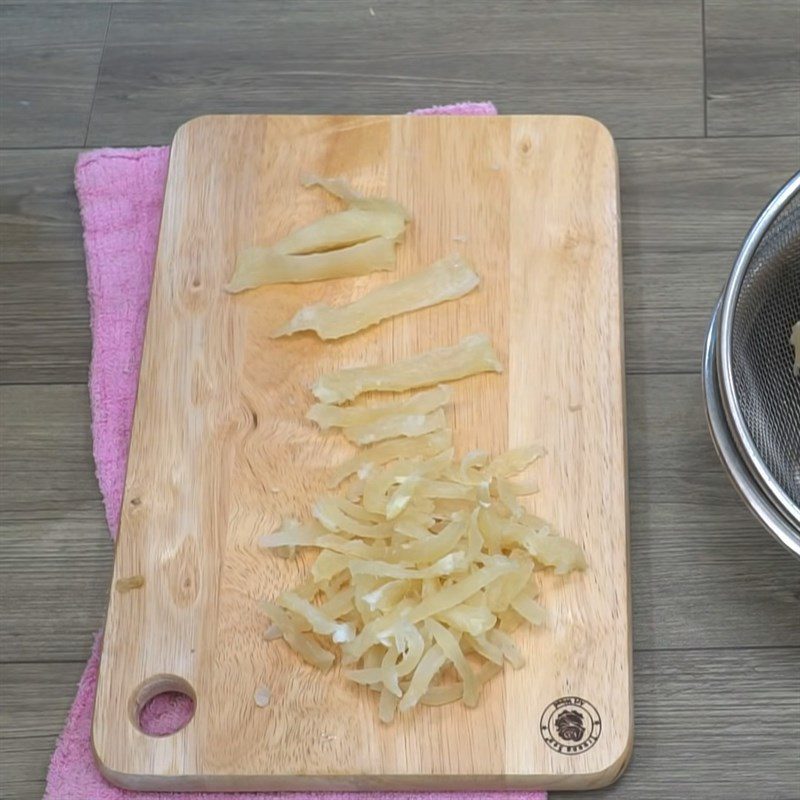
[47,100,543,800]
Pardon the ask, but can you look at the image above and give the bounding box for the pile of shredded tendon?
[250,178,587,722]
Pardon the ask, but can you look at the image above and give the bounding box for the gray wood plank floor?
[1,2,799,798]
[705,0,800,136]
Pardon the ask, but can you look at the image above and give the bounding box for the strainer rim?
[717,170,800,526]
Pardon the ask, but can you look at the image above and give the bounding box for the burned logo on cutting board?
[540,696,602,755]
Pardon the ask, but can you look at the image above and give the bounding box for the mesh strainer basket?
[704,170,800,558]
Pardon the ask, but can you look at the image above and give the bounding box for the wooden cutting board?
[93,114,631,792]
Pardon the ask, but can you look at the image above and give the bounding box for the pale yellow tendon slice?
[226,237,396,293]
[344,408,447,446]
[327,429,453,487]
[270,207,407,256]
[272,254,480,340]
[312,333,503,404]
[308,385,452,430]
[302,173,411,220]
[301,173,363,203]
[397,645,446,713]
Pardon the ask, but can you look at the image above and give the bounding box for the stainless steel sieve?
[705,170,800,557]
[704,304,800,557]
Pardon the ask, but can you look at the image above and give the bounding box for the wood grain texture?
[3,371,798,667]
[3,2,799,796]
[618,136,800,373]
[627,374,800,650]
[0,510,111,662]
[0,261,90,384]
[0,5,110,147]
[0,149,86,264]
[1,661,86,737]
[705,0,800,136]
[86,0,703,145]
[0,736,54,800]
[92,114,630,791]
[0,384,109,662]
[0,661,87,800]
[0,385,100,515]
[4,649,799,800]
[4,139,797,385]
[558,648,800,800]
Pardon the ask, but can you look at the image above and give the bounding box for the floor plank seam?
[1,136,799,154]
[82,4,114,149]
[701,0,708,137]
[632,644,800,654]
[1,660,95,666]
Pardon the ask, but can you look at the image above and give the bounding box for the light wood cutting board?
[93,114,631,792]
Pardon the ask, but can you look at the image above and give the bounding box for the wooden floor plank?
[627,373,800,650]
[0,4,110,148]
[0,661,86,800]
[1,510,110,662]
[558,648,800,799]
[0,662,86,738]
[705,0,800,136]
[0,149,85,264]
[0,261,90,384]
[0,0,109,3]
[87,0,703,144]
[619,136,799,373]
[0,385,100,514]
[0,736,59,800]
[0,384,109,661]
[2,649,797,799]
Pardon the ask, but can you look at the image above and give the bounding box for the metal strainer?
[706,170,800,557]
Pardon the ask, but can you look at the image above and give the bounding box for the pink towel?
[47,101,543,800]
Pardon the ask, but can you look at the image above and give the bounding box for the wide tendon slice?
[312,334,502,404]
[272,255,479,340]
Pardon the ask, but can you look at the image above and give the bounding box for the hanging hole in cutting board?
[130,674,196,737]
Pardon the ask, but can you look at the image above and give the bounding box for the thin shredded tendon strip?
[272,254,480,340]
[397,645,446,712]
[258,601,334,671]
[301,173,412,221]
[792,320,800,375]
[302,174,364,203]
[313,333,503,404]
[226,237,397,292]
[428,618,479,707]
